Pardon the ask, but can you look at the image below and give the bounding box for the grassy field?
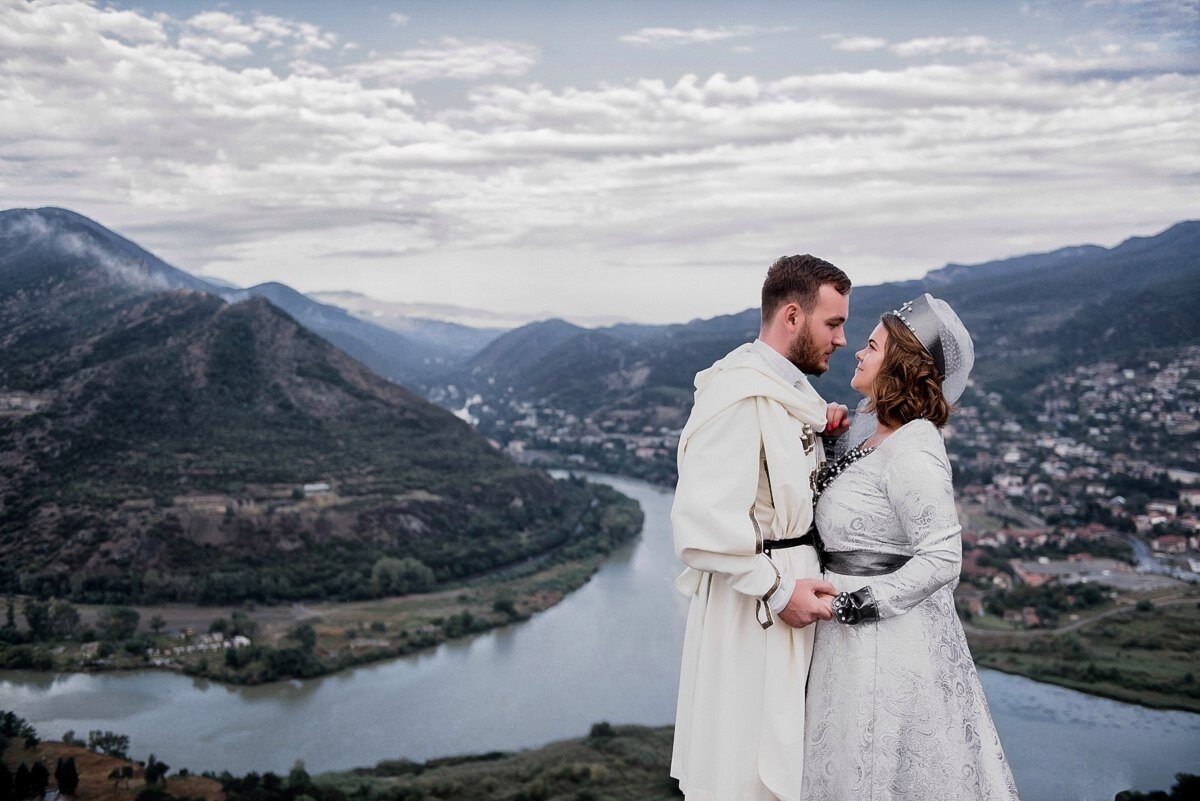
[1,739,222,801]
[9,548,613,685]
[316,724,681,801]
[969,600,1200,713]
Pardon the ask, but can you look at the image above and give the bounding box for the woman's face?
[851,322,887,396]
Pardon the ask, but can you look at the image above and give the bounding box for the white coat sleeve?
[672,398,785,617]
[856,442,962,620]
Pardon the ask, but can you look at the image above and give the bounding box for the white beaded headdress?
[886,293,974,404]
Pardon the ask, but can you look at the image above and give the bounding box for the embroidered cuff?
[832,587,879,625]
[755,563,783,629]
[767,574,795,615]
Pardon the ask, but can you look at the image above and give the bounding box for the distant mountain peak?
[0,205,220,298]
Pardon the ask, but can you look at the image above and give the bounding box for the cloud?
[620,25,788,48]
[0,1,1196,322]
[178,35,254,60]
[186,11,264,44]
[346,38,538,84]
[390,13,410,27]
[823,34,889,52]
[891,35,1002,58]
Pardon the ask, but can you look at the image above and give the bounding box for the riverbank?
[0,483,644,685]
[3,554,623,686]
[967,599,1200,713]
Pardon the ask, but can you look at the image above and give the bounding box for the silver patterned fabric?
[803,419,1021,801]
[888,293,975,404]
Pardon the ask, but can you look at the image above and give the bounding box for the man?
[670,255,852,801]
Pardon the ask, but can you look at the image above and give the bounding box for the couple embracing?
[670,255,1021,801]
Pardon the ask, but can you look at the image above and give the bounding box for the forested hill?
[0,209,640,604]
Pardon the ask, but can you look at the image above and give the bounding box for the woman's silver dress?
[802,419,1021,800]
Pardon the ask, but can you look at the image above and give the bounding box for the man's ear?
[783,302,802,330]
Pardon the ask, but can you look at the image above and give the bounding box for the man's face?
[787,284,849,375]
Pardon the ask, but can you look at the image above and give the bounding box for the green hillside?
[0,212,642,605]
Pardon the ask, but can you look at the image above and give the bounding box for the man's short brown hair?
[761,255,851,325]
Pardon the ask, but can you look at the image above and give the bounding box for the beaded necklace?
[814,442,876,500]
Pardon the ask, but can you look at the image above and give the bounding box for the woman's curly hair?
[868,314,951,428]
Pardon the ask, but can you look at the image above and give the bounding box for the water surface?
[2,476,1197,800]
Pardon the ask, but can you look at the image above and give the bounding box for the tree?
[12,765,30,801]
[87,730,130,759]
[28,764,48,799]
[0,763,12,801]
[144,754,169,786]
[370,557,435,596]
[55,757,79,797]
[22,601,50,641]
[50,601,81,639]
[289,624,316,652]
[149,615,166,635]
[229,611,257,638]
[99,607,140,641]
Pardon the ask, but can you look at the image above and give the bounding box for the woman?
[801,294,1021,800]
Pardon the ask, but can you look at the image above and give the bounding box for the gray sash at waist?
[821,549,912,576]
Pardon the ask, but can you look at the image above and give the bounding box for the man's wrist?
[767,574,796,615]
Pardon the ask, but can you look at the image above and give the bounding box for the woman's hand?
[778,578,837,628]
[824,403,851,437]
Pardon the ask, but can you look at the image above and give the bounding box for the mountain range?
[0,207,638,604]
[2,206,1196,603]
[434,220,1200,425]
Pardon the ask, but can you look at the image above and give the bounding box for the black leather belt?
[762,532,815,555]
[820,549,912,576]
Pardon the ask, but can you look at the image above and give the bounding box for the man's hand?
[824,403,850,437]
[778,578,837,628]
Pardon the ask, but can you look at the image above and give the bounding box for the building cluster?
[457,345,1200,624]
[949,347,1200,537]
[145,628,253,666]
[487,400,680,472]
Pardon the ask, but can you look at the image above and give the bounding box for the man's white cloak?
[670,343,828,801]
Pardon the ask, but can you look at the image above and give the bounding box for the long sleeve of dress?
[672,398,783,603]
[861,438,962,620]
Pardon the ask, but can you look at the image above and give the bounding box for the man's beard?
[788,326,827,375]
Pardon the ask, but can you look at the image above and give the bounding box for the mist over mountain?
[0,207,636,604]
[309,291,511,353]
[0,208,471,390]
[229,281,459,386]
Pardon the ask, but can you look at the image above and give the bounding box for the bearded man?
[670,254,852,801]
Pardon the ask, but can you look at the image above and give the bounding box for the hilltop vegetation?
[969,600,1200,713]
[2,710,1195,801]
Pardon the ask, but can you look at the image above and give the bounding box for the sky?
[1,0,1198,325]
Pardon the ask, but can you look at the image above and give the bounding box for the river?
[1,475,1197,801]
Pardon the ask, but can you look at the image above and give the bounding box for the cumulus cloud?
[389,13,410,27]
[891,35,1002,57]
[823,34,889,52]
[178,35,254,60]
[620,25,788,48]
[186,11,264,44]
[346,38,538,84]
[0,1,1196,322]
